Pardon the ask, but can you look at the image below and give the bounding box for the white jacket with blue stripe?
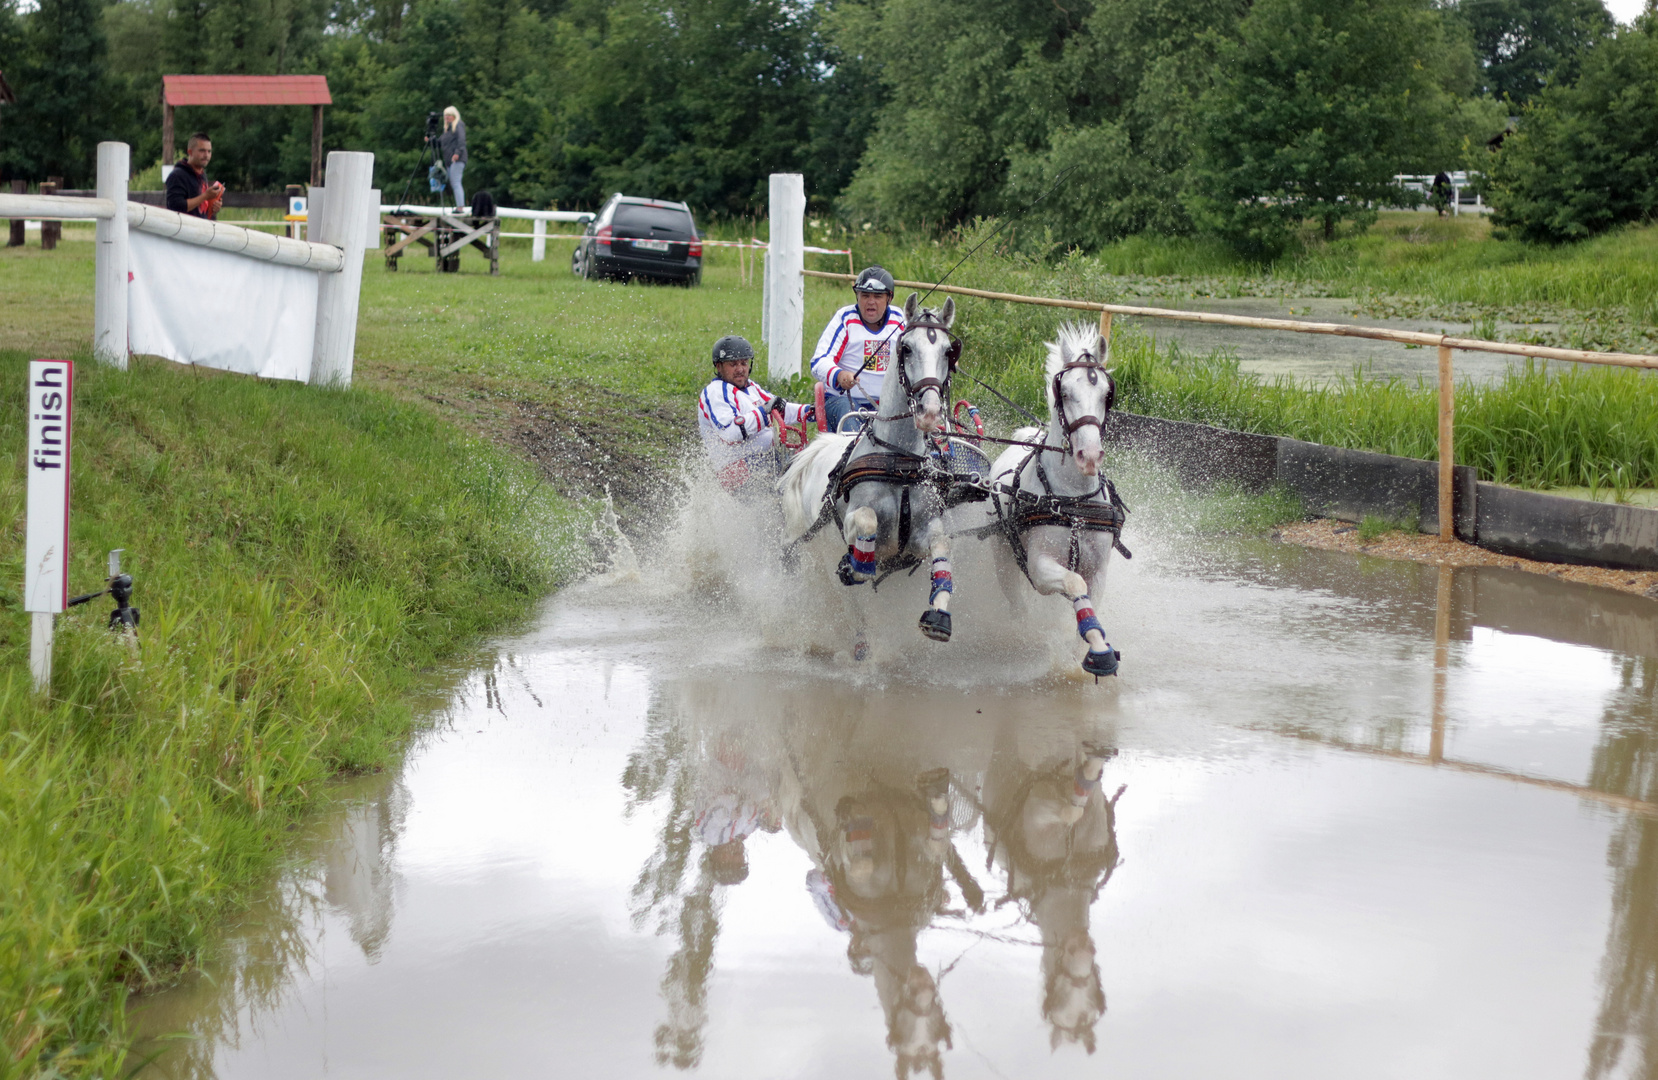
[698,377,810,470]
[809,303,905,406]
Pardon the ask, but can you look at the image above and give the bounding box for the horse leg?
[1027,549,1119,677]
[918,520,953,642]
[838,506,879,585]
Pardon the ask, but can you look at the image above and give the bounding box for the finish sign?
[25,359,73,613]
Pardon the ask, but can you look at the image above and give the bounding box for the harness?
[1050,349,1115,451]
[981,441,1133,585]
[787,317,981,586]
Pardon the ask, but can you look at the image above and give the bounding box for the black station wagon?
[571,194,702,285]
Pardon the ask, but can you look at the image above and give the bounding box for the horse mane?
[1043,321,1109,408]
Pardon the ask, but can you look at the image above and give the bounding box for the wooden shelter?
[161,75,332,185]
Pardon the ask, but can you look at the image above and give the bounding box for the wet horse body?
[984,322,1125,676]
[781,294,963,646]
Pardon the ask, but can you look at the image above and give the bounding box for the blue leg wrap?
[929,558,954,604]
[1076,612,1104,642]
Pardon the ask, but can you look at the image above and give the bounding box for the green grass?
[1358,513,1417,541]
[0,352,580,1078]
[803,216,1658,492]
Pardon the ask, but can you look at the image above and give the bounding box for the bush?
[1486,18,1658,244]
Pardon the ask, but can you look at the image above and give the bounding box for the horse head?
[1042,926,1106,1053]
[897,293,959,434]
[888,963,952,1079]
[1045,322,1115,476]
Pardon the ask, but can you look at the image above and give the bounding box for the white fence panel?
[128,230,321,381]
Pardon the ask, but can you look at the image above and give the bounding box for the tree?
[1452,0,1614,106]
[802,0,888,209]
[538,0,815,214]
[1485,16,1658,243]
[835,0,1086,229]
[1189,0,1483,258]
[0,0,114,184]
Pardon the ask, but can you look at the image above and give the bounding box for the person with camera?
[165,132,224,220]
[426,106,467,211]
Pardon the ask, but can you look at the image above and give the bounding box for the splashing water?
[567,445,1264,688]
[595,487,642,581]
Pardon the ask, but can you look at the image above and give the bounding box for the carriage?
[773,305,1130,678]
[765,378,995,503]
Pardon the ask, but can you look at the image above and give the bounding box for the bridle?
[1050,350,1114,451]
[895,316,962,407]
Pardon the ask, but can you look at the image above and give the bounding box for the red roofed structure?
[162,75,333,185]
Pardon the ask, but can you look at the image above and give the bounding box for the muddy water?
[131,474,1658,1080]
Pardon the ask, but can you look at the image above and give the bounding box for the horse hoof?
[837,553,867,586]
[853,639,869,662]
[918,609,952,642]
[1082,647,1120,677]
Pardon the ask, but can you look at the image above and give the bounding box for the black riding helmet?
[852,266,895,294]
[711,335,755,364]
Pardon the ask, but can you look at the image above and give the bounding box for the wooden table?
[382,212,500,275]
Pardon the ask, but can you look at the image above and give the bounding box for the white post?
[765,173,805,382]
[310,151,374,388]
[94,142,129,369]
[30,613,54,694]
[532,217,546,262]
[26,359,74,693]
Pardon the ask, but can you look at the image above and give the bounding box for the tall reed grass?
[0,352,582,1077]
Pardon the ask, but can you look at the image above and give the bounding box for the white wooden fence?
[0,141,375,385]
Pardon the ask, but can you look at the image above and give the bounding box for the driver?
[810,266,905,434]
[698,335,815,491]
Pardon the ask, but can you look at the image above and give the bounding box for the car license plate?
[633,239,671,252]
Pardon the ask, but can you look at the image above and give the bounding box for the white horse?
[782,294,963,648]
[982,322,1126,677]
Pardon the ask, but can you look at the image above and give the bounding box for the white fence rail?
[0,141,374,384]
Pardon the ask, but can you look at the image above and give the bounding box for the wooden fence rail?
[803,268,1658,541]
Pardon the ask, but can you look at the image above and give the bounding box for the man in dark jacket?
[164,132,224,219]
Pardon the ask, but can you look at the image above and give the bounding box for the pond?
[131,475,1658,1080]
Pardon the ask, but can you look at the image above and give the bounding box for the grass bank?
[0,350,579,1077]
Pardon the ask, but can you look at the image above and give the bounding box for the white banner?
[127,229,320,382]
[25,359,73,613]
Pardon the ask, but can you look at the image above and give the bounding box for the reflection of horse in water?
[780,743,959,1078]
[982,728,1121,1053]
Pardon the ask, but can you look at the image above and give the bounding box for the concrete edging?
[1103,410,1658,571]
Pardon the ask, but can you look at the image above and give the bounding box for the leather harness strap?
[993,434,1133,586]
